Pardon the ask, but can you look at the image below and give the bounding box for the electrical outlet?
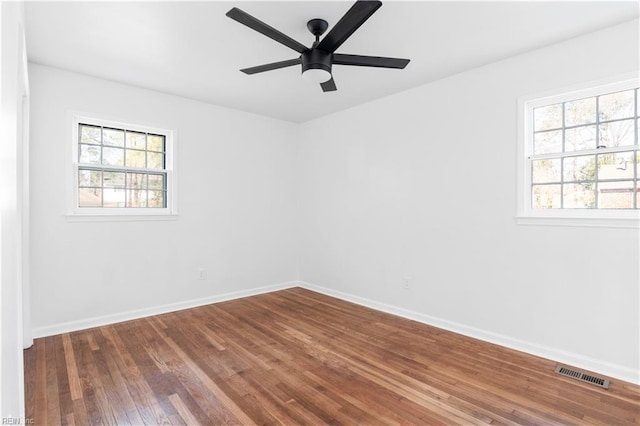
[198,268,206,280]
[402,276,412,289]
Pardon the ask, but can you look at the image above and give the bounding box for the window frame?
[517,74,639,228]
[67,113,177,221]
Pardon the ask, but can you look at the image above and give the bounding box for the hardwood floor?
[24,287,639,425]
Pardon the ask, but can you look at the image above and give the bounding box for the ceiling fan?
[226,0,410,92]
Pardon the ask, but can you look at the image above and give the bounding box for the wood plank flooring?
[24,287,640,425]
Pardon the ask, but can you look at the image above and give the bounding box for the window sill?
[515,215,639,229]
[66,213,178,223]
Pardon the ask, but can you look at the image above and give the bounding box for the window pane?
[534,130,562,154]
[148,174,165,190]
[599,119,635,148]
[563,155,595,182]
[527,85,639,213]
[75,119,170,212]
[78,169,101,187]
[102,147,124,166]
[597,151,634,180]
[103,128,125,147]
[79,144,101,164]
[147,134,165,152]
[565,97,596,127]
[532,184,560,209]
[148,190,165,208]
[80,125,101,145]
[599,90,635,121]
[563,183,595,208]
[125,149,146,168]
[103,188,126,208]
[598,181,634,209]
[78,188,102,207]
[127,173,147,189]
[127,190,148,207]
[565,125,596,152]
[126,131,146,149]
[147,152,164,169]
[103,171,125,188]
[532,159,561,183]
[534,104,562,131]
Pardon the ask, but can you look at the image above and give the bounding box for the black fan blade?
[241,58,301,75]
[226,8,308,54]
[320,77,337,92]
[317,1,382,53]
[333,53,410,69]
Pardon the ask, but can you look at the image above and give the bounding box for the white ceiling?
[24,1,638,123]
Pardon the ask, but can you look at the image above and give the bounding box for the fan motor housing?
[301,49,332,75]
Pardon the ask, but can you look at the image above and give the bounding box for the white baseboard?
[297,281,640,386]
[31,279,639,385]
[31,281,298,338]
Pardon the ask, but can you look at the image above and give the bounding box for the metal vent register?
[554,365,610,389]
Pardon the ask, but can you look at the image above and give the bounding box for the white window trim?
[66,112,178,222]
[516,73,640,229]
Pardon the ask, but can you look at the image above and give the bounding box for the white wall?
[297,20,640,383]
[29,64,299,335]
[28,19,639,386]
[1,1,28,420]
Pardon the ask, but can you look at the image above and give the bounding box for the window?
[518,76,639,227]
[69,114,176,219]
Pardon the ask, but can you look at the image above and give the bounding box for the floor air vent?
[554,365,610,389]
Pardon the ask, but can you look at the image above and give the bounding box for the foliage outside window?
[520,77,639,225]
[70,115,175,218]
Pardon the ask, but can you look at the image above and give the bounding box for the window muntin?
[526,84,639,213]
[70,115,175,217]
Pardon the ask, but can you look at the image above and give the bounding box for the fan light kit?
[226,0,410,92]
[302,69,332,83]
